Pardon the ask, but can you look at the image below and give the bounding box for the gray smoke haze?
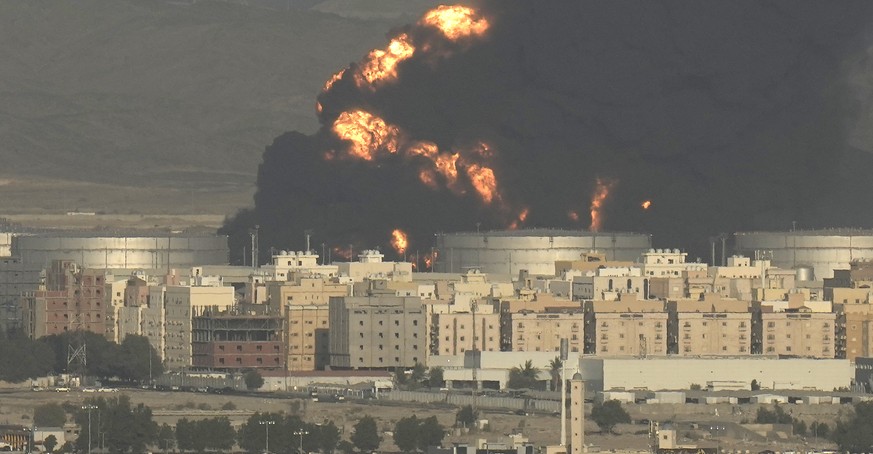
[224,0,873,263]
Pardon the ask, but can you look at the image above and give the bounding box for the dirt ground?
[0,385,845,453]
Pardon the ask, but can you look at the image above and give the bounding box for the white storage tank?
[734,229,873,279]
[12,232,229,269]
[434,229,651,276]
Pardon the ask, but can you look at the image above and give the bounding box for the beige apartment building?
[163,284,234,369]
[286,304,330,370]
[671,295,752,356]
[335,250,413,282]
[572,267,648,301]
[509,311,585,354]
[267,276,349,371]
[329,295,426,369]
[761,311,835,358]
[430,311,501,355]
[586,297,668,357]
[836,303,873,362]
[20,261,113,339]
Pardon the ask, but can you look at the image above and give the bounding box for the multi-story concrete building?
[19,261,113,339]
[191,307,283,371]
[267,275,349,371]
[639,248,707,278]
[329,295,425,369]
[285,304,331,371]
[335,250,413,282]
[163,284,234,369]
[0,256,41,333]
[509,311,585,354]
[430,311,501,355]
[572,266,648,301]
[670,295,752,356]
[760,310,835,358]
[837,303,873,362]
[585,297,668,357]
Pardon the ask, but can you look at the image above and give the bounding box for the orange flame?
[356,33,416,87]
[465,163,498,204]
[323,69,345,92]
[421,5,489,41]
[589,178,616,232]
[641,200,652,210]
[332,109,400,160]
[568,210,580,222]
[507,207,529,230]
[332,246,352,261]
[391,229,409,255]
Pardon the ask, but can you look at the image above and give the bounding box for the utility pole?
[559,338,568,447]
[259,420,275,454]
[82,404,97,454]
[294,429,309,454]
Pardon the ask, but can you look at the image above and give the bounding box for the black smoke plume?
[223,1,873,264]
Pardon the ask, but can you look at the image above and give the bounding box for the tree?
[793,419,807,437]
[317,421,342,453]
[244,370,265,390]
[755,405,793,424]
[351,416,381,453]
[549,357,563,391]
[34,402,66,427]
[455,405,478,428]
[157,424,175,452]
[44,435,58,453]
[507,360,541,390]
[832,401,873,452]
[0,334,55,382]
[76,395,158,454]
[427,367,444,388]
[394,415,445,452]
[810,421,829,439]
[337,440,355,454]
[394,415,420,453]
[750,379,760,391]
[417,416,445,450]
[116,335,163,383]
[590,400,631,434]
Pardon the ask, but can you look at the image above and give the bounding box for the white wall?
[580,357,852,391]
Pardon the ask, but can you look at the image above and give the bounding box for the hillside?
[0,0,438,215]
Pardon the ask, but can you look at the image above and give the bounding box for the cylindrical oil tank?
[795,264,815,282]
[11,233,229,270]
[435,229,652,276]
[734,229,873,279]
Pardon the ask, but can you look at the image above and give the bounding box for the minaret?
[570,372,585,454]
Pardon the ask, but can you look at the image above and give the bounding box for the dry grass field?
[0,384,846,453]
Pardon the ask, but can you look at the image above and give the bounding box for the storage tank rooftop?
[439,228,649,237]
[735,228,873,236]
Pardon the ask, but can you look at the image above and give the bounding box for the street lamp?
[709,425,724,454]
[82,405,97,454]
[294,429,309,454]
[259,420,275,454]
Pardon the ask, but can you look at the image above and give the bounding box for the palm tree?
[508,360,541,389]
[549,357,563,391]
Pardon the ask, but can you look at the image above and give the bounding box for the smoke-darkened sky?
[224,0,873,263]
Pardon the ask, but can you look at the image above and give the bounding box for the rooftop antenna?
[304,229,313,253]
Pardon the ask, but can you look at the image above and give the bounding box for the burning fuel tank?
[434,229,651,276]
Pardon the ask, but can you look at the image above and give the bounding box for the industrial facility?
[11,232,229,270]
[734,229,873,279]
[434,229,652,276]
